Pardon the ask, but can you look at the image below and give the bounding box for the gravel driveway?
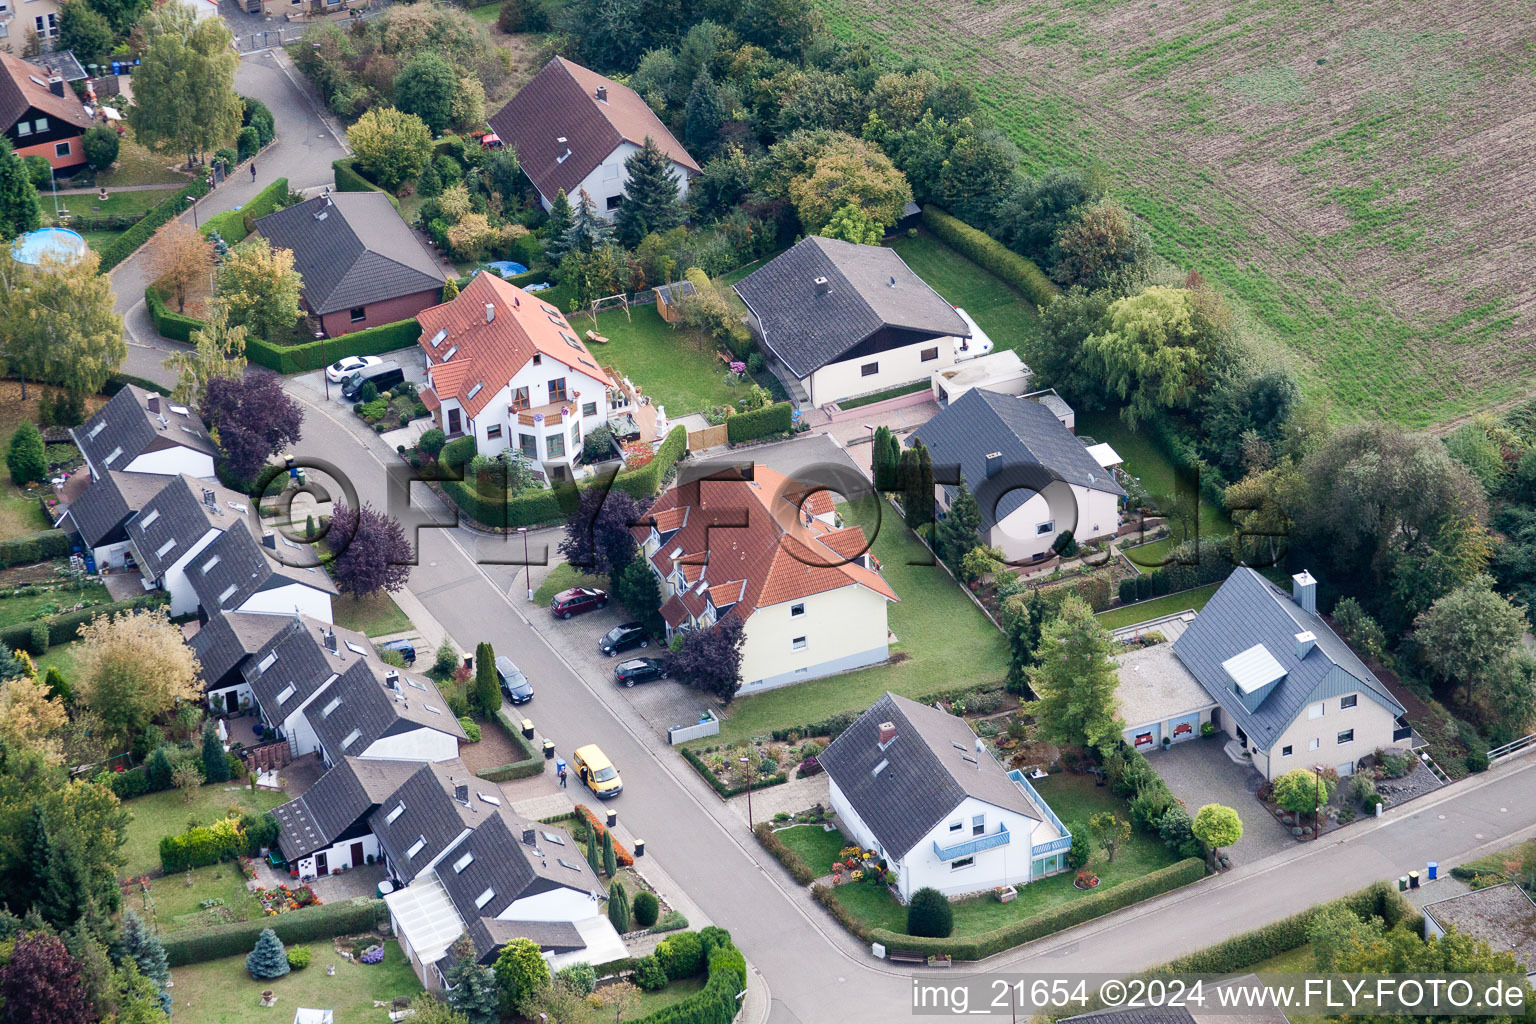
[1149,737,1294,864]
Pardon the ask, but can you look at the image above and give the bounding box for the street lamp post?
[1313,765,1324,839]
[518,527,532,601]
[739,756,754,829]
[185,193,199,231]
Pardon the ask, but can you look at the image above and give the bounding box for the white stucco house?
[819,692,1072,901]
[417,272,620,482]
[909,387,1126,564]
[633,465,898,693]
[733,236,974,409]
[487,56,699,219]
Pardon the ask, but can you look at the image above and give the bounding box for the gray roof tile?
[71,386,215,473]
[733,237,968,378]
[273,755,423,861]
[191,611,291,691]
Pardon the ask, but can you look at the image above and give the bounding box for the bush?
[245,317,420,374]
[751,822,817,884]
[331,157,401,211]
[906,887,953,938]
[83,124,120,171]
[0,530,69,569]
[554,961,596,996]
[726,402,793,444]
[922,206,1058,308]
[457,716,481,742]
[473,711,544,782]
[162,898,385,967]
[633,890,660,928]
[864,859,1205,959]
[246,928,291,980]
[682,749,788,799]
[0,591,167,655]
[199,177,290,243]
[286,946,312,970]
[655,930,705,980]
[107,766,148,799]
[241,96,276,147]
[654,909,689,933]
[634,955,668,991]
[100,178,211,271]
[22,155,52,188]
[237,126,261,161]
[159,818,246,873]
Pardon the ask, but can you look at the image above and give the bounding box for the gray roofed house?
[240,616,341,723]
[1422,882,1536,978]
[254,192,447,337]
[64,470,174,550]
[272,755,422,862]
[368,761,491,885]
[190,610,292,696]
[124,475,252,582]
[183,522,336,621]
[1173,568,1406,752]
[71,386,216,480]
[733,236,969,407]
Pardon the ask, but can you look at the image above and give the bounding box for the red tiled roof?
[638,466,896,626]
[0,51,92,133]
[486,56,700,203]
[420,387,441,412]
[415,272,611,419]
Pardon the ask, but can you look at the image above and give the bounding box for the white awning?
[546,915,628,972]
[293,1011,333,1024]
[1086,442,1123,469]
[100,106,122,121]
[384,872,465,969]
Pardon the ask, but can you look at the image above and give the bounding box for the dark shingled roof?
[909,388,1124,531]
[255,193,445,316]
[1171,569,1406,751]
[817,692,1041,860]
[479,919,584,957]
[368,761,485,884]
[241,617,340,721]
[273,756,422,861]
[125,475,253,581]
[66,471,174,548]
[191,611,291,691]
[733,236,968,379]
[71,386,215,473]
[184,525,336,618]
[486,56,699,204]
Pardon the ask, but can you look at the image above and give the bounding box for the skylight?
[474,887,495,909]
[202,554,220,573]
[342,728,362,749]
[386,802,405,824]
[345,641,368,656]
[561,333,581,350]
[88,421,107,439]
[454,852,474,873]
[871,759,889,777]
[442,346,458,361]
[257,652,278,673]
[104,447,123,466]
[541,304,559,316]
[423,704,442,715]
[541,830,565,845]
[169,404,191,416]
[321,696,341,718]
[140,510,160,528]
[430,328,447,348]
[155,538,176,558]
[407,678,428,691]
[406,836,425,859]
[557,858,582,872]
[218,584,238,605]
[477,792,501,807]
[467,382,484,400]
[276,685,295,705]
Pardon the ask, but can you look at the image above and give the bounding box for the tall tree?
[444,936,500,1024]
[787,133,911,234]
[1050,199,1153,294]
[1086,811,1130,863]
[201,373,303,483]
[994,168,1108,259]
[615,137,684,247]
[216,237,301,342]
[473,642,498,717]
[76,609,202,750]
[144,219,212,314]
[118,909,170,994]
[901,439,934,529]
[165,300,247,407]
[1028,595,1120,749]
[561,189,614,257]
[58,2,114,68]
[935,474,981,570]
[1,249,125,401]
[200,722,229,782]
[1001,590,1045,694]
[542,189,574,262]
[1084,286,1227,428]
[493,937,550,1017]
[559,486,649,575]
[86,0,150,35]
[607,879,630,932]
[0,932,93,1024]
[818,203,883,245]
[684,70,726,155]
[601,829,617,878]
[394,52,458,134]
[612,557,663,637]
[0,137,42,240]
[667,614,746,703]
[7,420,47,486]
[326,502,412,600]
[127,7,241,166]
[1023,287,1113,409]
[1414,576,1528,705]
[346,106,434,192]
[871,425,895,491]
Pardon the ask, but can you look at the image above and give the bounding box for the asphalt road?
[282,389,1536,1023]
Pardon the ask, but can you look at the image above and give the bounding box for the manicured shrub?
[159,818,246,873]
[286,946,312,970]
[922,206,1057,307]
[553,961,595,996]
[725,402,792,444]
[161,899,384,967]
[457,716,481,742]
[245,928,290,980]
[198,177,290,243]
[7,421,47,486]
[0,530,70,569]
[107,766,148,799]
[608,880,631,933]
[655,930,705,979]
[633,889,660,928]
[237,126,261,160]
[906,887,953,938]
[634,954,667,991]
[752,822,815,884]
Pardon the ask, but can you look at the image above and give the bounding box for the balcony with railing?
[514,398,574,427]
[933,822,1009,862]
[1008,769,1074,857]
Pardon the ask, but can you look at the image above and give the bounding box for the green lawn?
[890,229,1043,358]
[0,482,49,540]
[635,975,707,1016]
[534,563,607,606]
[1077,409,1230,551]
[591,305,749,416]
[94,131,196,188]
[1245,941,1317,973]
[0,582,111,629]
[119,786,288,880]
[775,824,849,877]
[831,772,1178,937]
[33,640,81,680]
[838,381,930,410]
[330,590,412,637]
[707,497,1008,745]
[467,0,498,22]
[1095,582,1221,631]
[129,863,263,934]
[50,186,188,251]
[168,940,421,1024]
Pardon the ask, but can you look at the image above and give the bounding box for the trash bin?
[1409,870,1420,889]
[111,61,121,75]
[633,839,645,858]
[1399,876,1408,891]
[521,718,535,740]
[377,879,394,898]
[555,758,566,778]
[543,740,555,759]
[606,809,617,828]
[1427,861,1438,881]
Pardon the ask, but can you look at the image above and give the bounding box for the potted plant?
[928,954,952,967]
[1073,869,1100,889]
[1162,736,1171,749]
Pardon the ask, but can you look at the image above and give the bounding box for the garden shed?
[653,279,696,323]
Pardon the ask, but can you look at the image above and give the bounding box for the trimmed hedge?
[632,933,746,1024]
[0,591,169,655]
[726,402,792,444]
[681,748,788,799]
[248,317,420,374]
[146,285,205,343]
[161,897,385,967]
[752,822,815,885]
[573,804,634,867]
[99,178,212,272]
[475,710,544,782]
[921,206,1058,309]
[332,158,401,211]
[0,529,70,569]
[442,425,688,530]
[200,177,289,242]
[160,818,245,873]
[104,373,172,397]
[863,857,1205,959]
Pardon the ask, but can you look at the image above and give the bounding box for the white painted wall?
[898,796,1050,900]
[90,539,133,570]
[1257,687,1406,781]
[206,682,255,714]
[565,141,692,221]
[294,832,380,882]
[736,587,891,692]
[361,727,460,763]
[156,528,222,617]
[985,482,1119,564]
[122,447,215,479]
[237,581,334,623]
[503,886,602,923]
[807,338,954,407]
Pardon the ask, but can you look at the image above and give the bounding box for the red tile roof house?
[254,192,447,338]
[487,56,700,220]
[0,51,94,174]
[634,466,898,693]
[415,271,620,482]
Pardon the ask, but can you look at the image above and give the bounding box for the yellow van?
[572,744,623,799]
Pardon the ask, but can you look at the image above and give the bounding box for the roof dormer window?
[386,801,405,824]
[103,446,123,466]
[406,836,425,859]
[429,328,447,348]
[88,421,107,439]
[140,510,160,528]
[442,345,458,362]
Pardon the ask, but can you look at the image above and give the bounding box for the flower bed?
[573,805,635,867]
[257,883,322,916]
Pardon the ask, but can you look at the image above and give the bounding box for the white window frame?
[1036,521,1054,535]
[950,856,974,870]
[454,851,474,873]
[791,636,807,651]
[971,813,985,837]
[1281,745,1293,757]
[1308,702,1325,719]
[140,510,160,528]
[790,603,805,617]
[1337,729,1354,744]
[1308,737,1321,751]
[155,538,176,558]
[385,802,405,824]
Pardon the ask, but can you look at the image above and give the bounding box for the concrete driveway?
[1149,737,1294,864]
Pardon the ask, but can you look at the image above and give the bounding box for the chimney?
[877,721,896,748]
[985,451,1003,478]
[1292,571,1317,615]
[522,828,536,846]
[454,783,469,805]
[147,394,160,413]
[485,302,495,323]
[48,76,65,98]
[813,276,830,297]
[556,137,571,163]
[596,85,607,102]
[1294,630,1316,660]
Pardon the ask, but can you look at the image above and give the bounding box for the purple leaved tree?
[558,486,651,575]
[201,374,303,484]
[667,614,745,703]
[327,502,411,600]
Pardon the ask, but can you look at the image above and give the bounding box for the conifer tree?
[902,439,934,529]
[474,642,498,716]
[201,723,230,783]
[585,825,600,875]
[935,474,982,569]
[118,910,169,991]
[615,137,683,247]
[871,426,895,490]
[245,928,290,980]
[684,71,725,155]
[445,935,500,1024]
[542,189,574,262]
[607,880,631,933]
[561,188,614,256]
[601,829,617,878]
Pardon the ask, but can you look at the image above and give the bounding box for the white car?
[325,355,382,383]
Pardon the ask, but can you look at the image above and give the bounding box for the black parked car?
[496,655,534,704]
[613,657,668,687]
[599,622,650,657]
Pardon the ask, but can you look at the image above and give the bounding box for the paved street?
[281,384,1536,1022]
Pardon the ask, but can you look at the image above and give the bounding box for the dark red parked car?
[550,587,607,619]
